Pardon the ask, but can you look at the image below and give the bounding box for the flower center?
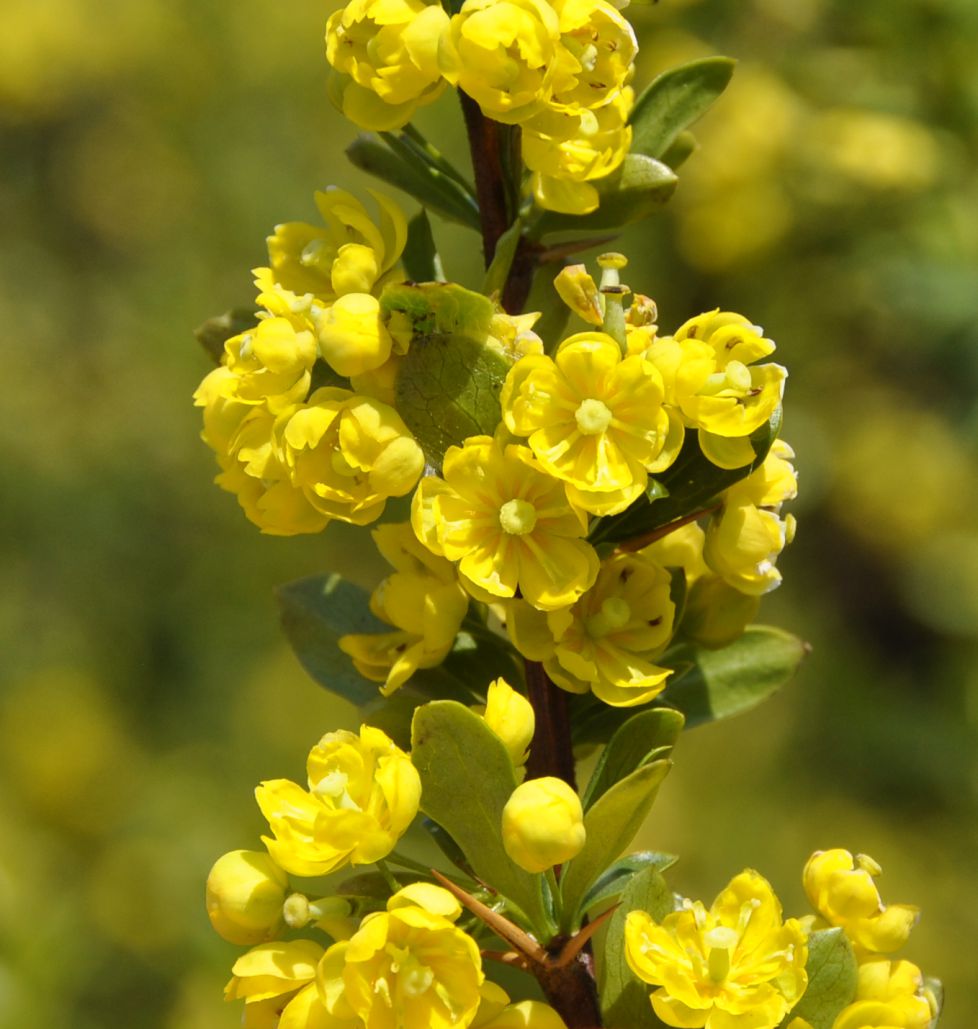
[702,360,752,397]
[499,498,537,535]
[575,398,613,435]
[704,925,738,982]
[586,596,631,637]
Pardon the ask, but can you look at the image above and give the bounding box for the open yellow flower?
[507,553,676,706]
[339,522,469,696]
[316,884,484,1029]
[219,315,318,410]
[439,0,561,124]
[267,188,407,301]
[803,850,919,957]
[326,0,448,131]
[625,870,808,1029]
[473,982,569,1029]
[549,0,636,111]
[412,434,599,611]
[502,330,674,503]
[256,725,420,877]
[282,387,425,527]
[225,940,326,1005]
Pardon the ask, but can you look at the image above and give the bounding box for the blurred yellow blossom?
[256,725,420,876]
[225,939,325,1004]
[625,870,808,1029]
[326,0,448,131]
[206,850,288,946]
[316,883,484,1029]
[412,434,599,610]
[803,850,919,957]
[501,776,586,872]
[339,522,469,695]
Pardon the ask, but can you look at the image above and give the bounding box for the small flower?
[225,939,326,1004]
[220,316,318,409]
[256,725,421,877]
[502,776,586,872]
[326,0,448,131]
[803,850,920,956]
[553,264,604,326]
[439,0,561,124]
[703,440,798,595]
[339,522,469,696]
[625,870,808,1029]
[206,849,288,946]
[473,981,569,1029]
[316,291,396,377]
[316,884,484,1029]
[412,434,599,611]
[481,677,535,767]
[549,0,636,111]
[502,330,674,503]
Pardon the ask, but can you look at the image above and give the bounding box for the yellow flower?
[502,330,675,504]
[256,725,421,877]
[339,522,469,696]
[508,553,676,707]
[523,93,632,214]
[482,677,535,767]
[439,0,561,124]
[501,776,586,872]
[282,387,425,527]
[803,850,919,956]
[412,434,599,611]
[225,940,326,1004]
[703,440,798,595]
[206,850,288,946]
[830,959,938,1029]
[486,309,546,361]
[316,291,396,377]
[472,979,569,1029]
[553,264,604,326]
[220,315,318,410]
[625,870,808,1029]
[316,884,484,1029]
[549,0,636,111]
[326,0,448,130]
[267,187,407,301]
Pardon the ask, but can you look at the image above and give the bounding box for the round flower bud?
[205,849,288,945]
[501,776,585,873]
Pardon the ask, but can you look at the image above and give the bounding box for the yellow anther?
[575,398,614,435]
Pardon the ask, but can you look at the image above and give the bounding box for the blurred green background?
[2,0,975,1025]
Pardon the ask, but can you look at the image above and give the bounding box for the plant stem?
[524,660,577,790]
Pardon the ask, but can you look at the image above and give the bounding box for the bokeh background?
[2,0,976,1025]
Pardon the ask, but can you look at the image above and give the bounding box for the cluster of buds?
[325,0,637,212]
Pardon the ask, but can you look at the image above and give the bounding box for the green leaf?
[194,307,256,365]
[277,574,389,707]
[561,760,672,929]
[579,851,678,914]
[347,134,481,230]
[629,57,736,160]
[597,866,673,1029]
[410,701,548,930]
[403,211,443,283]
[660,130,698,170]
[591,410,782,546]
[582,709,684,810]
[662,626,808,729]
[786,928,858,1029]
[382,281,512,469]
[423,817,476,878]
[535,155,677,235]
[482,218,523,298]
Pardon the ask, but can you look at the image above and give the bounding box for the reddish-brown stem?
[459,92,512,268]
[524,660,577,790]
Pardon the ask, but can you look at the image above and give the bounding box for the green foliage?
[662,626,807,728]
[579,851,677,915]
[629,57,737,160]
[560,760,672,930]
[482,217,523,297]
[410,701,549,930]
[403,211,443,282]
[597,867,673,1029]
[382,281,511,467]
[346,133,481,229]
[786,928,858,1029]
[581,708,684,810]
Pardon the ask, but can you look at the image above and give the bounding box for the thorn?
[552,904,620,968]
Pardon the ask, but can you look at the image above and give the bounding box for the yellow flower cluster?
[194,189,425,535]
[322,0,636,211]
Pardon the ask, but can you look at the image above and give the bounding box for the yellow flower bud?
[205,849,288,946]
[501,776,585,872]
[482,678,535,766]
[316,292,394,377]
[224,939,325,1003]
[553,264,604,326]
[803,849,919,956]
